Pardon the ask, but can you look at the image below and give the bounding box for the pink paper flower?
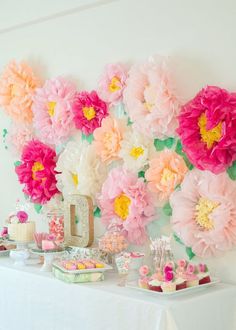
[6,123,34,157]
[139,265,149,277]
[32,77,77,145]
[15,140,59,204]
[98,167,155,245]
[93,116,127,164]
[170,169,236,257]
[177,85,236,173]
[123,56,182,139]
[16,211,28,223]
[0,61,41,123]
[97,63,127,105]
[72,90,108,135]
[145,150,188,205]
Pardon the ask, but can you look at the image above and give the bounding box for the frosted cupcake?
[149,279,162,292]
[198,263,211,285]
[138,265,150,289]
[161,270,176,293]
[185,263,199,287]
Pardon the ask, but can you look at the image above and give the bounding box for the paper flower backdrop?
[72,90,108,136]
[177,86,236,174]
[124,56,181,139]
[15,140,59,204]
[56,138,107,202]
[93,116,127,164]
[97,63,127,105]
[6,124,34,157]
[98,167,155,245]
[170,169,236,257]
[145,150,188,205]
[32,77,77,145]
[0,61,41,123]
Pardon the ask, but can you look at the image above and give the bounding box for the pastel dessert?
[161,282,176,293]
[149,279,162,292]
[42,239,58,251]
[99,230,128,254]
[61,259,105,271]
[198,263,211,285]
[77,262,86,270]
[161,267,176,292]
[7,210,36,242]
[95,263,104,268]
[185,264,199,287]
[175,277,187,290]
[138,277,149,289]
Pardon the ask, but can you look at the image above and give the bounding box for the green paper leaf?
[82,133,94,144]
[2,128,8,138]
[163,202,172,216]
[227,161,236,180]
[186,247,195,260]
[173,233,184,245]
[34,204,42,214]
[94,207,101,218]
[14,161,21,167]
[138,170,145,179]
[154,139,166,151]
[127,117,133,126]
[175,140,194,170]
[164,137,175,149]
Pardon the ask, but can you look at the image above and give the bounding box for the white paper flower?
[56,139,107,202]
[119,130,155,172]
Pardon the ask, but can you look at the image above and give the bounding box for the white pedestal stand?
[31,249,65,272]
[10,242,31,266]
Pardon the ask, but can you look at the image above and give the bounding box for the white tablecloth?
[0,257,235,330]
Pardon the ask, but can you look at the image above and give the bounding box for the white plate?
[53,260,112,274]
[127,277,220,297]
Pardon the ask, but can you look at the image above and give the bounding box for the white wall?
[0,0,236,283]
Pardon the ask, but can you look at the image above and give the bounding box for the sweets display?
[7,211,35,242]
[99,230,128,254]
[138,260,212,293]
[59,259,105,271]
[33,232,63,252]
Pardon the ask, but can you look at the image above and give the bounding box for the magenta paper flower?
[97,63,127,105]
[16,211,28,223]
[72,90,108,135]
[123,56,182,139]
[98,167,155,245]
[32,77,77,145]
[177,86,236,174]
[170,169,236,257]
[15,140,59,204]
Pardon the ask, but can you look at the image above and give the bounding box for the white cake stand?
[31,249,65,272]
[9,241,33,266]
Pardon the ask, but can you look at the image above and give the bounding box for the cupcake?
[138,277,149,289]
[149,279,162,292]
[185,263,199,287]
[198,263,211,285]
[161,282,176,293]
[138,265,150,289]
[175,277,187,290]
[161,269,176,293]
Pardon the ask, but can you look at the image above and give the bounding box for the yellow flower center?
[198,113,222,149]
[47,101,56,117]
[160,168,175,185]
[114,194,131,221]
[71,173,79,187]
[129,146,144,159]
[32,161,45,181]
[82,107,96,121]
[144,102,154,112]
[195,197,219,230]
[108,76,121,93]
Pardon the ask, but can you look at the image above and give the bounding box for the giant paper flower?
[97,63,127,105]
[123,56,181,139]
[93,116,127,164]
[72,90,108,136]
[170,169,236,257]
[56,139,107,202]
[98,167,156,245]
[177,86,236,174]
[0,61,41,123]
[32,77,77,145]
[15,140,59,204]
[145,150,188,205]
[6,123,34,157]
[119,130,155,172]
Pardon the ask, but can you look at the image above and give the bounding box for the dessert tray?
[53,260,112,274]
[126,277,220,297]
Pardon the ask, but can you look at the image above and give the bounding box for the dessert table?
[0,257,235,330]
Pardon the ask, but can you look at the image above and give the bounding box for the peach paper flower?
[6,123,34,157]
[97,63,127,105]
[170,169,236,257]
[123,56,181,139]
[93,116,127,164]
[0,61,41,123]
[145,150,188,205]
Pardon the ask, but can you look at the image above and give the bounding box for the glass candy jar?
[47,210,64,243]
